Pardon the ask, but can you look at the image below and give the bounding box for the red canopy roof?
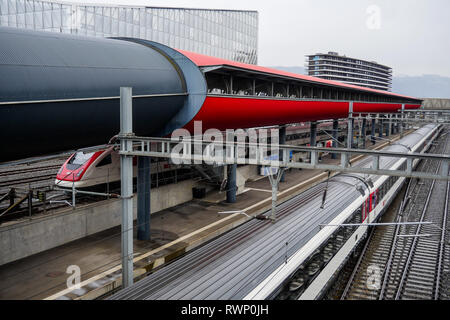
[177,49,419,101]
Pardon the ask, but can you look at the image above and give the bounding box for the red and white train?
[55,147,178,188]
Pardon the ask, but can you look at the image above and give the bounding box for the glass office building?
[0,0,258,64]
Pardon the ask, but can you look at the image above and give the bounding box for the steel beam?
[120,87,134,288]
[347,102,354,149]
[267,168,284,222]
[361,118,367,149]
[137,156,151,241]
[226,164,237,203]
[371,118,376,145]
[310,121,317,147]
[117,126,449,181]
[387,114,392,136]
[378,118,383,138]
[400,104,405,137]
[279,126,286,182]
[332,119,339,159]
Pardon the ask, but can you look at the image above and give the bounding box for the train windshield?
[67,151,95,170]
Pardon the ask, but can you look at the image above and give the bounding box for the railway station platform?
[0,134,408,300]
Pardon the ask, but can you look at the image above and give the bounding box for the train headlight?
[76,168,84,177]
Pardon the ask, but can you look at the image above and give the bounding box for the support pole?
[347,102,353,149]
[120,87,134,288]
[361,118,367,149]
[310,121,317,147]
[28,189,32,219]
[137,156,151,241]
[371,118,376,145]
[271,176,277,222]
[279,125,286,182]
[332,119,339,159]
[226,164,237,203]
[393,115,397,134]
[268,169,283,223]
[387,114,391,136]
[378,118,383,138]
[400,104,405,138]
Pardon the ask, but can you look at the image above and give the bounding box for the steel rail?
[340,227,376,299]
[434,159,449,299]
[0,174,56,188]
[378,178,414,299]
[334,126,443,300]
[393,135,447,299]
[0,165,61,177]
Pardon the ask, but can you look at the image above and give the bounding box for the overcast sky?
[67,0,450,77]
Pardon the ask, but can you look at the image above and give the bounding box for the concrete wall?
[236,165,259,194]
[0,179,195,266]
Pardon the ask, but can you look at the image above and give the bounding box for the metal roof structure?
[178,50,420,102]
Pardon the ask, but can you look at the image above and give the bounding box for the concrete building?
[0,0,258,64]
[306,51,392,91]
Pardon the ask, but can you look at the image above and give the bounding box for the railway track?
[0,174,57,188]
[0,160,64,192]
[0,164,61,177]
[341,126,449,300]
[0,159,96,224]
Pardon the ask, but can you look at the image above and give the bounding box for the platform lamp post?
[120,87,134,288]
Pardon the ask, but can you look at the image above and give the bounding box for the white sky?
[65,0,450,77]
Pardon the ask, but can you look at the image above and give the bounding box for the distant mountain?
[267,66,450,99]
[269,66,306,75]
[392,75,450,99]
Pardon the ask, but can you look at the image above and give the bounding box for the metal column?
[371,118,376,145]
[332,119,339,159]
[137,156,151,241]
[347,102,353,149]
[310,121,317,147]
[268,169,284,223]
[393,115,397,134]
[395,115,400,134]
[361,118,367,149]
[279,126,286,182]
[120,87,134,288]
[226,164,237,203]
[400,104,405,137]
[387,115,391,136]
[378,118,383,138]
